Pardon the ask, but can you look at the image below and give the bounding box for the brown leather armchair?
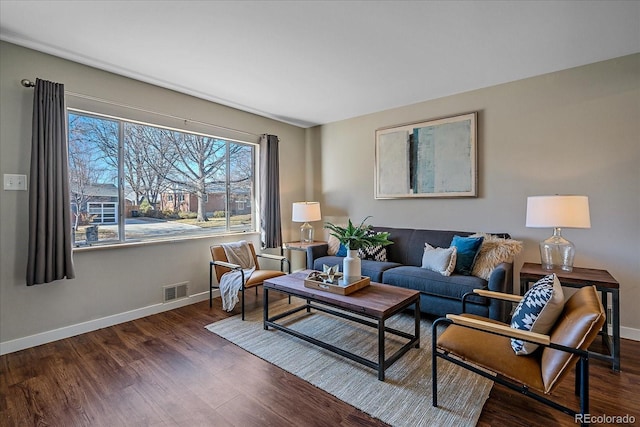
[432,285,605,426]
[210,242,289,320]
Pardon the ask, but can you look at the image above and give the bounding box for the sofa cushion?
[451,235,484,275]
[372,227,475,266]
[421,243,457,276]
[371,227,415,264]
[510,274,565,355]
[360,260,402,282]
[382,266,489,305]
[313,256,344,273]
[312,256,400,283]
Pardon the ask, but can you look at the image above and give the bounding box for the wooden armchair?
[209,242,290,320]
[432,285,605,426]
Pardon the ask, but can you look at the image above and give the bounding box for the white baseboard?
[621,326,640,342]
[0,289,219,356]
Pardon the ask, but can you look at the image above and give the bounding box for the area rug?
[205,298,493,426]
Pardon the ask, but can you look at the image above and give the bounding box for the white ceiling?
[1,1,639,128]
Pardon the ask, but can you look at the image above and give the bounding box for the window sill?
[72,231,261,252]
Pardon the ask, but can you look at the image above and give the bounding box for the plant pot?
[86,225,99,243]
[343,250,361,283]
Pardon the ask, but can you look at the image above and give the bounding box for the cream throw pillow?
[327,234,341,256]
[470,233,523,280]
[421,243,457,276]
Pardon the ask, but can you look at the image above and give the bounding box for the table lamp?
[526,195,591,272]
[292,202,322,243]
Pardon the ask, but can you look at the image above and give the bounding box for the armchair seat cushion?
[246,269,285,287]
[437,314,545,393]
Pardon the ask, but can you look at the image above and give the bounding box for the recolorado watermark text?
[575,414,636,424]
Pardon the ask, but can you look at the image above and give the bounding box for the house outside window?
[68,110,256,247]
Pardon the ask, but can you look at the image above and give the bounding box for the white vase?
[343,249,361,283]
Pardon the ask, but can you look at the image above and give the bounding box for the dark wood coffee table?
[263,270,420,381]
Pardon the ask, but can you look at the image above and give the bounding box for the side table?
[282,241,327,269]
[519,262,620,372]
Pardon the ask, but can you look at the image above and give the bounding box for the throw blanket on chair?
[219,241,256,312]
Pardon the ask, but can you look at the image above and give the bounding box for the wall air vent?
[163,282,189,303]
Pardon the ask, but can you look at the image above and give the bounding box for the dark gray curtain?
[259,134,282,248]
[26,78,75,285]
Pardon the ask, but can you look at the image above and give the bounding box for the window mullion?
[225,140,231,232]
[118,121,125,241]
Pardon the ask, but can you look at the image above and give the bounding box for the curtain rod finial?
[21,79,35,87]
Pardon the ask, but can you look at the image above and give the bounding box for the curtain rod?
[20,78,261,138]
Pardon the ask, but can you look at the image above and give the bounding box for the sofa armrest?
[486,262,513,293]
[306,243,329,271]
[485,262,514,323]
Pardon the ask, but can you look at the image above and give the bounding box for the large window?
[68,110,256,247]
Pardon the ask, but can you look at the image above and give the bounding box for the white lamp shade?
[292,202,322,222]
[526,195,591,228]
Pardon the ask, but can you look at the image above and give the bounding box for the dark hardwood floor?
[1,292,638,426]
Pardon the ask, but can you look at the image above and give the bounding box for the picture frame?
[375,112,477,199]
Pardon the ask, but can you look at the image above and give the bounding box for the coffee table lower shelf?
[263,285,420,381]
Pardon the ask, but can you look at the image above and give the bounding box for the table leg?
[263,288,269,330]
[519,278,528,296]
[209,262,214,308]
[378,319,385,381]
[601,290,609,341]
[414,300,421,349]
[612,289,621,372]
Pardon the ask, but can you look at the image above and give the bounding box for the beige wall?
[1,41,638,352]
[0,41,306,349]
[311,54,640,336]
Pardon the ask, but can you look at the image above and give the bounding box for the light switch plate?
[4,174,27,191]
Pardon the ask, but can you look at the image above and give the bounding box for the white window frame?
[67,107,259,247]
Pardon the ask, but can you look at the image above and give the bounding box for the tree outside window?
[68,111,256,247]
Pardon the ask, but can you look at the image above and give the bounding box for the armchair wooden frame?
[432,286,605,427]
[209,243,290,320]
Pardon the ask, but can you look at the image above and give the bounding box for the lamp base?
[539,228,575,272]
[300,222,314,243]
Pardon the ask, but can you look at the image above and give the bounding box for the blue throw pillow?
[450,235,484,275]
[336,243,347,257]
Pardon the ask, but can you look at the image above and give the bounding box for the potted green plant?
[324,217,392,281]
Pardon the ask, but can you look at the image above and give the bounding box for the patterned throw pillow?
[358,230,388,261]
[510,274,565,355]
[421,243,457,276]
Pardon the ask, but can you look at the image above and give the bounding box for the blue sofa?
[307,226,514,322]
